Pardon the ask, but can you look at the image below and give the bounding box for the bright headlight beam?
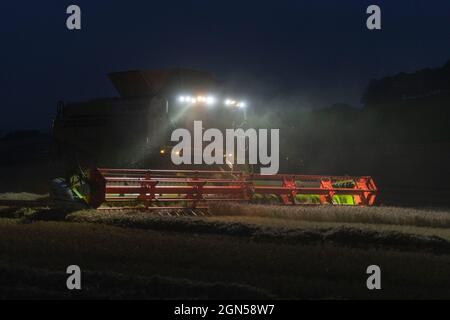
[225,99,237,106]
[206,96,216,105]
[179,94,245,107]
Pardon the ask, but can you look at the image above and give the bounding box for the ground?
[1,193,450,299]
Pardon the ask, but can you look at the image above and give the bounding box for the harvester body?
[52,69,378,209]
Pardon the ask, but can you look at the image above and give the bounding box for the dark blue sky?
[1,0,450,131]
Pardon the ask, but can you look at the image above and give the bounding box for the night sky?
[1,0,450,131]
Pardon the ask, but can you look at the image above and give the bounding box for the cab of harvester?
[52,68,247,170]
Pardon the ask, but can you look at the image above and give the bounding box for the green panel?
[332,195,355,205]
[295,194,321,204]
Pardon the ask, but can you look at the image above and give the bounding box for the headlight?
[206,96,216,105]
[225,99,236,106]
[178,94,246,107]
[225,99,246,108]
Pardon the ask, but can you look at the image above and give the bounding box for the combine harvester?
[51,69,377,212]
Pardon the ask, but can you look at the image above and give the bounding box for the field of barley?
[1,193,450,299]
